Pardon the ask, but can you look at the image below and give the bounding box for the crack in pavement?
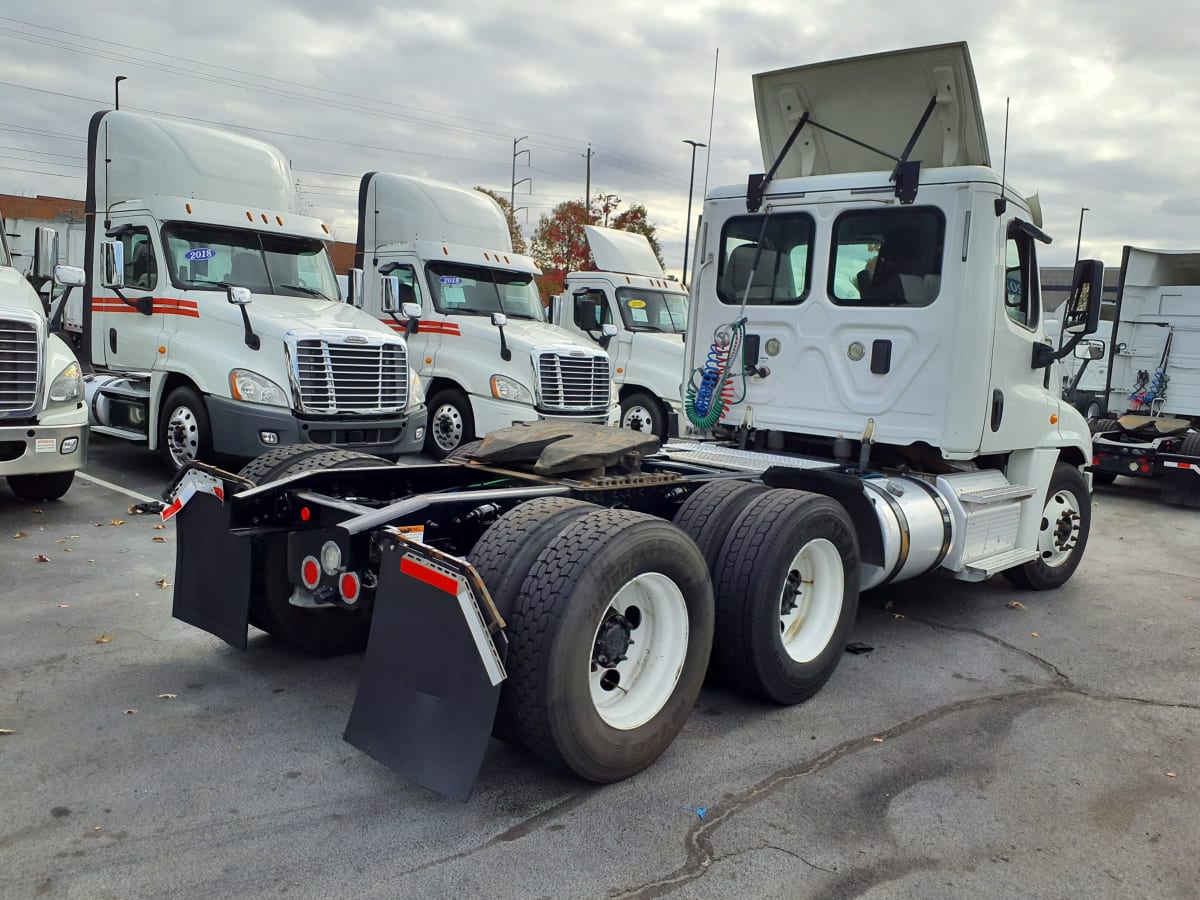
[906,614,1071,686]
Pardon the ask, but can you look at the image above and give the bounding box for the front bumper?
[0,421,89,476]
[207,395,428,459]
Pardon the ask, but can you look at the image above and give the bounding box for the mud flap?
[169,489,252,650]
[344,533,506,800]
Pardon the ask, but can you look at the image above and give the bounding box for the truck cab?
[69,112,425,471]
[0,220,88,501]
[549,225,688,440]
[354,173,618,458]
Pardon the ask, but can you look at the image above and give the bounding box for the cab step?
[92,425,149,442]
[962,548,1039,577]
[957,484,1036,504]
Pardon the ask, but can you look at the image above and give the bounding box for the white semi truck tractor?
[0,222,88,501]
[549,225,688,440]
[159,43,1104,799]
[64,111,425,472]
[352,172,618,458]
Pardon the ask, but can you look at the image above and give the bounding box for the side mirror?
[491,312,508,328]
[347,268,365,308]
[53,265,85,288]
[1073,339,1105,360]
[601,323,618,338]
[401,302,422,320]
[1063,259,1104,335]
[380,275,401,313]
[227,285,253,306]
[101,240,125,289]
[32,227,59,281]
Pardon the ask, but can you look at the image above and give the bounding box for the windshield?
[163,223,340,301]
[426,262,545,321]
[614,287,688,333]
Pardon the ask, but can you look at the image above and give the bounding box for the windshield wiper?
[279,283,329,299]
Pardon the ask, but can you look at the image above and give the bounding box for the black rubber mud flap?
[344,533,506,800]
[170,491,251,650]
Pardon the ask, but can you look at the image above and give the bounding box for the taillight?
[340,572,361,605]
[301,556,321,590]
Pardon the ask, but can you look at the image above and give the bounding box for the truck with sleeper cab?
[159,43,1104,799]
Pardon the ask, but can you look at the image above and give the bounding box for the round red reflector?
[300,506,311,522]
[1141,464,1151,473]
[301,557,320,589]
[340,572,360,602]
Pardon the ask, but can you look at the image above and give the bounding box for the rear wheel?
[1003,463,1091,591]
[673,479,768,577]
[246,448,389,655]
[7,471,75,502]
[713,489,860,705]
[1182,432,1200,457]
[1089,417,1118,435]
[425,388,475,459]
[503,508,713,782]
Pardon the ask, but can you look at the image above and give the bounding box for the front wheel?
[159,386,213,473]
[503,508,714,782]
[1004,462,1091,591]
[620,392,667,441]
[7,471,75,502]
[424,388,475,459]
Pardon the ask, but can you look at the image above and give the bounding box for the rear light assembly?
[301,556,321,590]
[339,572,361,605]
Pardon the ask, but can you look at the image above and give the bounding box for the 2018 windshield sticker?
[439,275,463,285]
[185,248,216,261]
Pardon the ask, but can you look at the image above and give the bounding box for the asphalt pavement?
[1,436,1198,899]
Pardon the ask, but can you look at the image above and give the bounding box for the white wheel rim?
[1086,402,1101,419]
[778,538,844,664]
[166,405,200,467]
[1038,488,1082,568]
[621,404,655,432]
[588,572,688,731]
[431,403,464,452]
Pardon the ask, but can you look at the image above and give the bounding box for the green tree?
[474,187,528,255]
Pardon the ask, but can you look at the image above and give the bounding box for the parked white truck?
[64,111,425,472]
[161,43,1105,799]
[0,221,88,501]
[549,225,687,439]
[1088,246,1200,506]
[351,172,617,458]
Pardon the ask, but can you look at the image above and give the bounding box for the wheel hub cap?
[593,614,634,668]
[1038,489,1082,567]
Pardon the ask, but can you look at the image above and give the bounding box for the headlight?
[229,369,289,407]
[490,374,534,405]
[408,367,425,410]
[48,361,83,404]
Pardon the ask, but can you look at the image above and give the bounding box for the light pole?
[681,139,707,286]
[1073,206,1089,267]
[114,75,127,110]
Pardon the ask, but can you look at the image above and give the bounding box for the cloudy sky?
[2,1,1198,275]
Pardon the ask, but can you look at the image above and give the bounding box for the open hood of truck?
[584,226,665,278]
[753,42,990,179]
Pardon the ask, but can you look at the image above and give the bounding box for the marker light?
[300,556,321,589]
[320,540,342,575]
[339,572,361,605]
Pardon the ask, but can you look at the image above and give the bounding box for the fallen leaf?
[153,524,165,530]
[95,523,105,528]
[156,578,171,589]
[12,531,27,538]
[892,613,905,619]
[33,554,50,563]
[93,825,102,831]
[151,536,167,543]
[1167,772,1177,778]
[57,604,69,609]
[1007,600,1025,610]
[158,693,177,700]
[110,519,125,527]
[88,560,95,564]
[54,538,65,544]
[1187,596,1195,602]
[32,509,42,514]
[68,535,80,539]
[1031,632,1040,638]
[123,708,137,715]
[63,548,73,553]
[0,728,14,735]
[95,633,112,644]
[872,737,885,743]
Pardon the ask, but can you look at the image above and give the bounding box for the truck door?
[566,288,611,345]
[979,218,1055,452]
[382,262,436,373]
[92,218,167,371]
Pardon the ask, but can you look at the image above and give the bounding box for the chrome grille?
[536,351,611,412]
[0,319,40,417]
[293,338,408,414]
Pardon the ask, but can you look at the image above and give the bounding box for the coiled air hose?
[685,318,747,430]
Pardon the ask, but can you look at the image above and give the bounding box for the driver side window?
[121,228,159,291]
[388,265,422,308]
[1004,227,1040,330]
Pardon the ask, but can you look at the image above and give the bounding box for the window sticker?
[439,275,463,285]
[184,248,216,261]
[627,298,646,309]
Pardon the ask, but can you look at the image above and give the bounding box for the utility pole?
[584,145,593,207]
[681,139,707,286]
[510,136,530,210]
